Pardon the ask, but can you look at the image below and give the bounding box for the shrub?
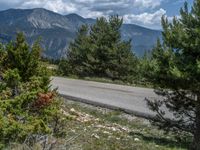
[0,33,67,148]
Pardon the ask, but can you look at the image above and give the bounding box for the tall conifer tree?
[147,1,200,149]
[6,32,42,81]
[63,15,137,81]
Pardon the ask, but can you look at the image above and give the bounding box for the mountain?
[0,8,162,58]
[121,24,161,56]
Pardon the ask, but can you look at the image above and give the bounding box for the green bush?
[0,33,67,148]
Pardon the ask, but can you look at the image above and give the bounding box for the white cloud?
[124,8,166,29]
[0,0,23,3]
[133,0,163,9]
[21,0,77,13]
[18,0,164,14]
[0,0,173,29]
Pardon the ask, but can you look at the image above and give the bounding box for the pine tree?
[6,32,42,81]
[89,17,113,76]
[63,15,137,81]
[67,25,92,76]
[108,40,137,82]
[28,39,42,77]
[90,15,137,81]
[0,43,6,76]
[147,1,200,149]
[0,33,66,148]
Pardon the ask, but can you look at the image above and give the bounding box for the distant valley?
[0,8,162,58]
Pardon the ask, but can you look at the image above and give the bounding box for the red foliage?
[34,92,55,109]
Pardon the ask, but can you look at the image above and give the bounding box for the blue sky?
[0,0,194,29]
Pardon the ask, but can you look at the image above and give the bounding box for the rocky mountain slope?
[0,8,162,58]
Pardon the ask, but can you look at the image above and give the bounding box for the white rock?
[103,131,111,134]
[71,129,76,133]
[111,127,117,131]
[134,138,140,142]
[70,108,76,112]
[91,134,100,139]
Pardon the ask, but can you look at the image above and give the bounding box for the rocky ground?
[11,98,191,150]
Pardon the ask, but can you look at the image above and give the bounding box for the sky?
[0,0,194,29]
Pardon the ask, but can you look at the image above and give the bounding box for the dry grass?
[9,99,191,150]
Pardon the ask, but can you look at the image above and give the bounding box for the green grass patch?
[9,99,191,149]
[58,100,192,150]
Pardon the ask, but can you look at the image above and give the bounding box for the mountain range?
[0,8,162,58]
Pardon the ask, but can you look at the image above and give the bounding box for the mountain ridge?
[0,8,162,58]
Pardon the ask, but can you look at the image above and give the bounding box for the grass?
[59,99,191,150]
[9,98,191,150]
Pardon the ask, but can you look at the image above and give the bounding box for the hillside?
[0,8,161,58]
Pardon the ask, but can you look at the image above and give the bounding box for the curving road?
[51,77,161,119]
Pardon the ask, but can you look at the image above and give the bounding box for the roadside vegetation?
[9,99,192,150]
[145,1,200,149]
[0,0,200,149]
[58,15,138,84]
[61,100,192,150]
[58,1,200,149]
[0,33,68,149]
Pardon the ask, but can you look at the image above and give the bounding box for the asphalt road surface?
[51,77,161,118]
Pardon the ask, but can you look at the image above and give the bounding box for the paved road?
[51,77,160,118]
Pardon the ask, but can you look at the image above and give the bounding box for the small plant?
[34,92,55,109]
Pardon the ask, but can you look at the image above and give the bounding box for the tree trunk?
[192,96,200,150]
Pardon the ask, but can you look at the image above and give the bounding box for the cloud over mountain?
[0,0,189,29]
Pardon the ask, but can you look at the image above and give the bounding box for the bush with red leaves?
[34,92,55,109]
